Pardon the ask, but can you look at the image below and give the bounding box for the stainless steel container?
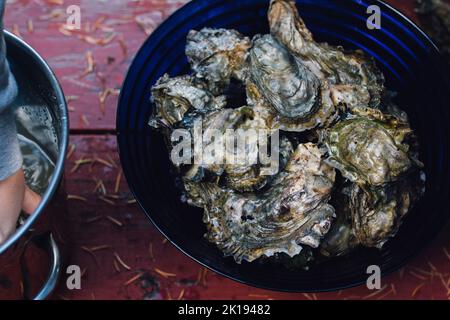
[0,31,68,300]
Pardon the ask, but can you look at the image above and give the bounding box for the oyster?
[175,107,246,182]
[330,85,372,111]
[348,174,423,248]
[246,80,337,132]
[320,106,424,255]
[222,134,294,192]
[321,171,425,255]
[249,34,320,119]
[149,74,226,128]
[184,143,336,263]
[268,0,384,109]
[178,106,294,192]
[320,108,418,187]
[319,201,353,256]
[186,28,252,94]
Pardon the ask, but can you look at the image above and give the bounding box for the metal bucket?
[0,31,68,299]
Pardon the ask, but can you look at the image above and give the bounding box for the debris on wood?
[27,19,34,33]
[66,143,76,160]
[12,24,21,38]
[82,51,95,76]
[124,272,144,287]
[81,246,100,267]
[99,196,116,206]
[106,215,123,227]
[135,12,162,35]
[81,114,90,127]
[67,195,87,202]
[114,252,131,271]
[114,171,122,194]
[411,283,425,298]
[362,284,388,300]
[154,268,177,279]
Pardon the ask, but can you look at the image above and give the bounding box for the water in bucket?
[11,60,58,197]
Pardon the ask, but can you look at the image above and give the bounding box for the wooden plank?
[55,135,450,300]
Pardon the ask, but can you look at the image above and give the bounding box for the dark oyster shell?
[249,34,321,119]
[246,81,337,132]
[179,106,294,192]
[268,0,385,109]
[321,171,425,255]
[149,74,226,128]
[320,108,419,187]
[186,28,252,94]
[184,143,336,263]
[320,106,424,255]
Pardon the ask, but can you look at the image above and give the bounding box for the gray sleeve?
[0,0,21,180]
[0,0,16,112]
[0,108,22,180]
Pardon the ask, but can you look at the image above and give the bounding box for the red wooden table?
[3,0,449,300]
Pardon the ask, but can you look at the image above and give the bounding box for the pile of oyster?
[149,0,425,264]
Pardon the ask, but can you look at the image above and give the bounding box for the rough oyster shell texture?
[249,34,320,119]
[148,0,424,263]
[320,108,417,187]
[186,28,252,94]
[149,74,226,128]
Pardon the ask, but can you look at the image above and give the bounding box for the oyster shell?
[149,74,226,128]
[179,106,294,192]
[176,107,246,182]
[320,106,424,255]
[321,171,425,255]
[268,0,384,109]
[186,28,252,94]
[246,80,337,132]
[249,34,321,119]
[184,143,336,263]
[320,108,418,187]
[319,204,353,257]
[222,134,294,192]
[348,174,423,248]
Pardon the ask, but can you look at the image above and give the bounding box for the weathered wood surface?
[1,0,449,300]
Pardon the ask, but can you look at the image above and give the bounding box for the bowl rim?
[116,0,448,292]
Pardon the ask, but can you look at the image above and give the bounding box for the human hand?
[0,169,41,245]
[23,184,42,215]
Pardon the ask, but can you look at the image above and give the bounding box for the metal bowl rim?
[0,31,69,255]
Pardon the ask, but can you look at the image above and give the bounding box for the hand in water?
[0,169,41,245]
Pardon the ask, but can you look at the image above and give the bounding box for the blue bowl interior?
[117,0,450,292]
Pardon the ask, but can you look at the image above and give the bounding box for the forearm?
[0,0,21,181]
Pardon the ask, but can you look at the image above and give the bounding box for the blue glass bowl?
[117,0,450,292]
